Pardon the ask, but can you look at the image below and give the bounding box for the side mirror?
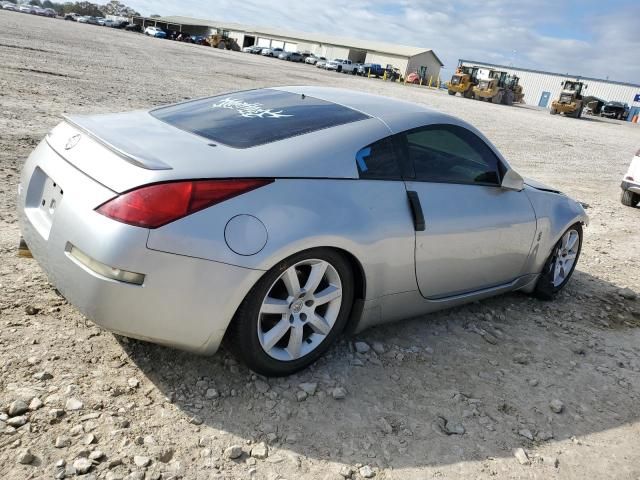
[501,168,524,191]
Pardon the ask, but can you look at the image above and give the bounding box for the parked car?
[124,23,142,32]
[621,148,640,207]
[32,6,45,15]
[42,8,57,17]
[325,59,357,73]
[248,46,264,53]
[261,47,284,57]
[76,15,89,23]
[111,20,130,28]
[2,2,18,11]
[18,5,36,13]
[144,26,167,38]
[601,101,630,121]
[64,12,79,20]
[18,86,587,376]
[315,59,328,69]
[278,51,304,62]
[357,63,384,77]
[242,46,255,53]
[305,55,326,65]
[95,17,107,26]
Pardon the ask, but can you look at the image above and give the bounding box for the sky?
[125,0,640,83]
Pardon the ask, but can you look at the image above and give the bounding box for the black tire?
[227,248,355,376]
[621,189,640,207]
[448,90,456,96]
[550,109,557,115]
[337,66,342,72]
[534,223,583,300]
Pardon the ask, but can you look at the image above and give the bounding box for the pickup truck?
[357,63,384,77]
[325,59,357,74]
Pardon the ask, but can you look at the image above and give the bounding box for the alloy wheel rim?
[552,229,579,287]
[257,259,342,361]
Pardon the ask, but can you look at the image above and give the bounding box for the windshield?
[151,89,370,149]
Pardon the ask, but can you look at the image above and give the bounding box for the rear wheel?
[448,89,456,96]
[621,190,640,207]
[534,224,582,300]
[228,248,354,376]
[550,109,557,115]
[463,88,473,99]
[491,91,503,104]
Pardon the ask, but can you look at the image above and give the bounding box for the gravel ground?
[2,12,640,480]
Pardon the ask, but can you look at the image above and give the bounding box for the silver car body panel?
[18,86,588,355]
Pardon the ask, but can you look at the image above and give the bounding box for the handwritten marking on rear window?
[211,98,293,119]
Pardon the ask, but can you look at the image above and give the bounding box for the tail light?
[96,179,273,228]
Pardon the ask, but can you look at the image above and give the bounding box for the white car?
[144,26,167,38]
[2,2,18,11]
[621,148,640,207]
[305,55,326,65]
[18,4,36,13]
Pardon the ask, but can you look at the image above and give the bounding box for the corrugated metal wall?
[460,60,640,110]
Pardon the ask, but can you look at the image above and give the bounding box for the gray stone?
[205,388,219,399]
[157,447,175,463]
[296,391,308,402]
[536,430,554,441]
[518,429,534,440]
[25,305,40,315]
[513,353,530,365]
[254,380,270,393]
[514,448,530,465]
[8,399,29,417]
[133,455,151,467]
[33,371,53,381]
[359,465,375,478]
[65,398,84,411]
[73,457,93,474]
[54,436,71,448]
[17,448,34,465]
[224,445,243,459]
[250,442,269,459]
[354,341,370,354]
[84,433,97,445]
[338,466,354,478]
[106,473,124,480]
[377,417,393,434]
[618,288,637,300]
[299,382,318,396]
[549,399,564,414]
[89,450,104,461]
[371,342,385,354]
[189,415,203,425]
[332,387,347,400]
[7,415,28,427]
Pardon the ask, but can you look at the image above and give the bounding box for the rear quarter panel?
[146,179,417,300]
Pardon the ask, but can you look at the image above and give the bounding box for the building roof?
[459,59,640,89]
[137,15,443,64]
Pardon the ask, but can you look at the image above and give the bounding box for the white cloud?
[125,0,640,83]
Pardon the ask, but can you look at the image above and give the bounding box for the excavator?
[446,65,479,98]
[550,80,587,118]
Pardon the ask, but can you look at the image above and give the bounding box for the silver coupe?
[18,87,588,375]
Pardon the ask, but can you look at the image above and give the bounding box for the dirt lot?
[2,11,640,480]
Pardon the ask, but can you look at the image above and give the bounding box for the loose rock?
[224,445,243,459]
[133,455,151,467]
[354,341,370,354]
[251,442,269,459]
[299,382,318,396]
[65,398,84,411]
[8,399,29,417]
[54,436,71,448]
[17,448,34,465]
[332,387,347,400]
[549,399,564,414]
[73,457,93,474]
[514,448,530,465]
[359,465,375,478]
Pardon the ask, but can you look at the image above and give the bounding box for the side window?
[356,137,401,180]
[403,125,502,185]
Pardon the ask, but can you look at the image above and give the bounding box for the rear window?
[151,89,369,148]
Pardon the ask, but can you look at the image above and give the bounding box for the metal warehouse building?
[460,59,640,119]
[132,15,443,80]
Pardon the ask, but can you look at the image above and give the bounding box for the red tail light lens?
[96,179,273,228]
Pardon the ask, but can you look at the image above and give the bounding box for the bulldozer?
[550,80,587,118]
[207,33,240,51]
[446,65,479,98]
[505,75,525,104]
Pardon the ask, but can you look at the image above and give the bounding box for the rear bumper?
[621,180,640,194]
[18,140,263,354]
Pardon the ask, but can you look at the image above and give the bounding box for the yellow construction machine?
[207,33,240,51]
[446,65,479,98]
[473,69,508,103]
[550,80,587,118]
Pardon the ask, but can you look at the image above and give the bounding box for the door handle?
[406,191,425,231]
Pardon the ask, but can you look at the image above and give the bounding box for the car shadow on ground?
[118,268,640,470]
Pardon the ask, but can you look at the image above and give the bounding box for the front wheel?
[227,248,354,376]
[534,224,582,300]
[448,90,456,96]
[621,189,640,207]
